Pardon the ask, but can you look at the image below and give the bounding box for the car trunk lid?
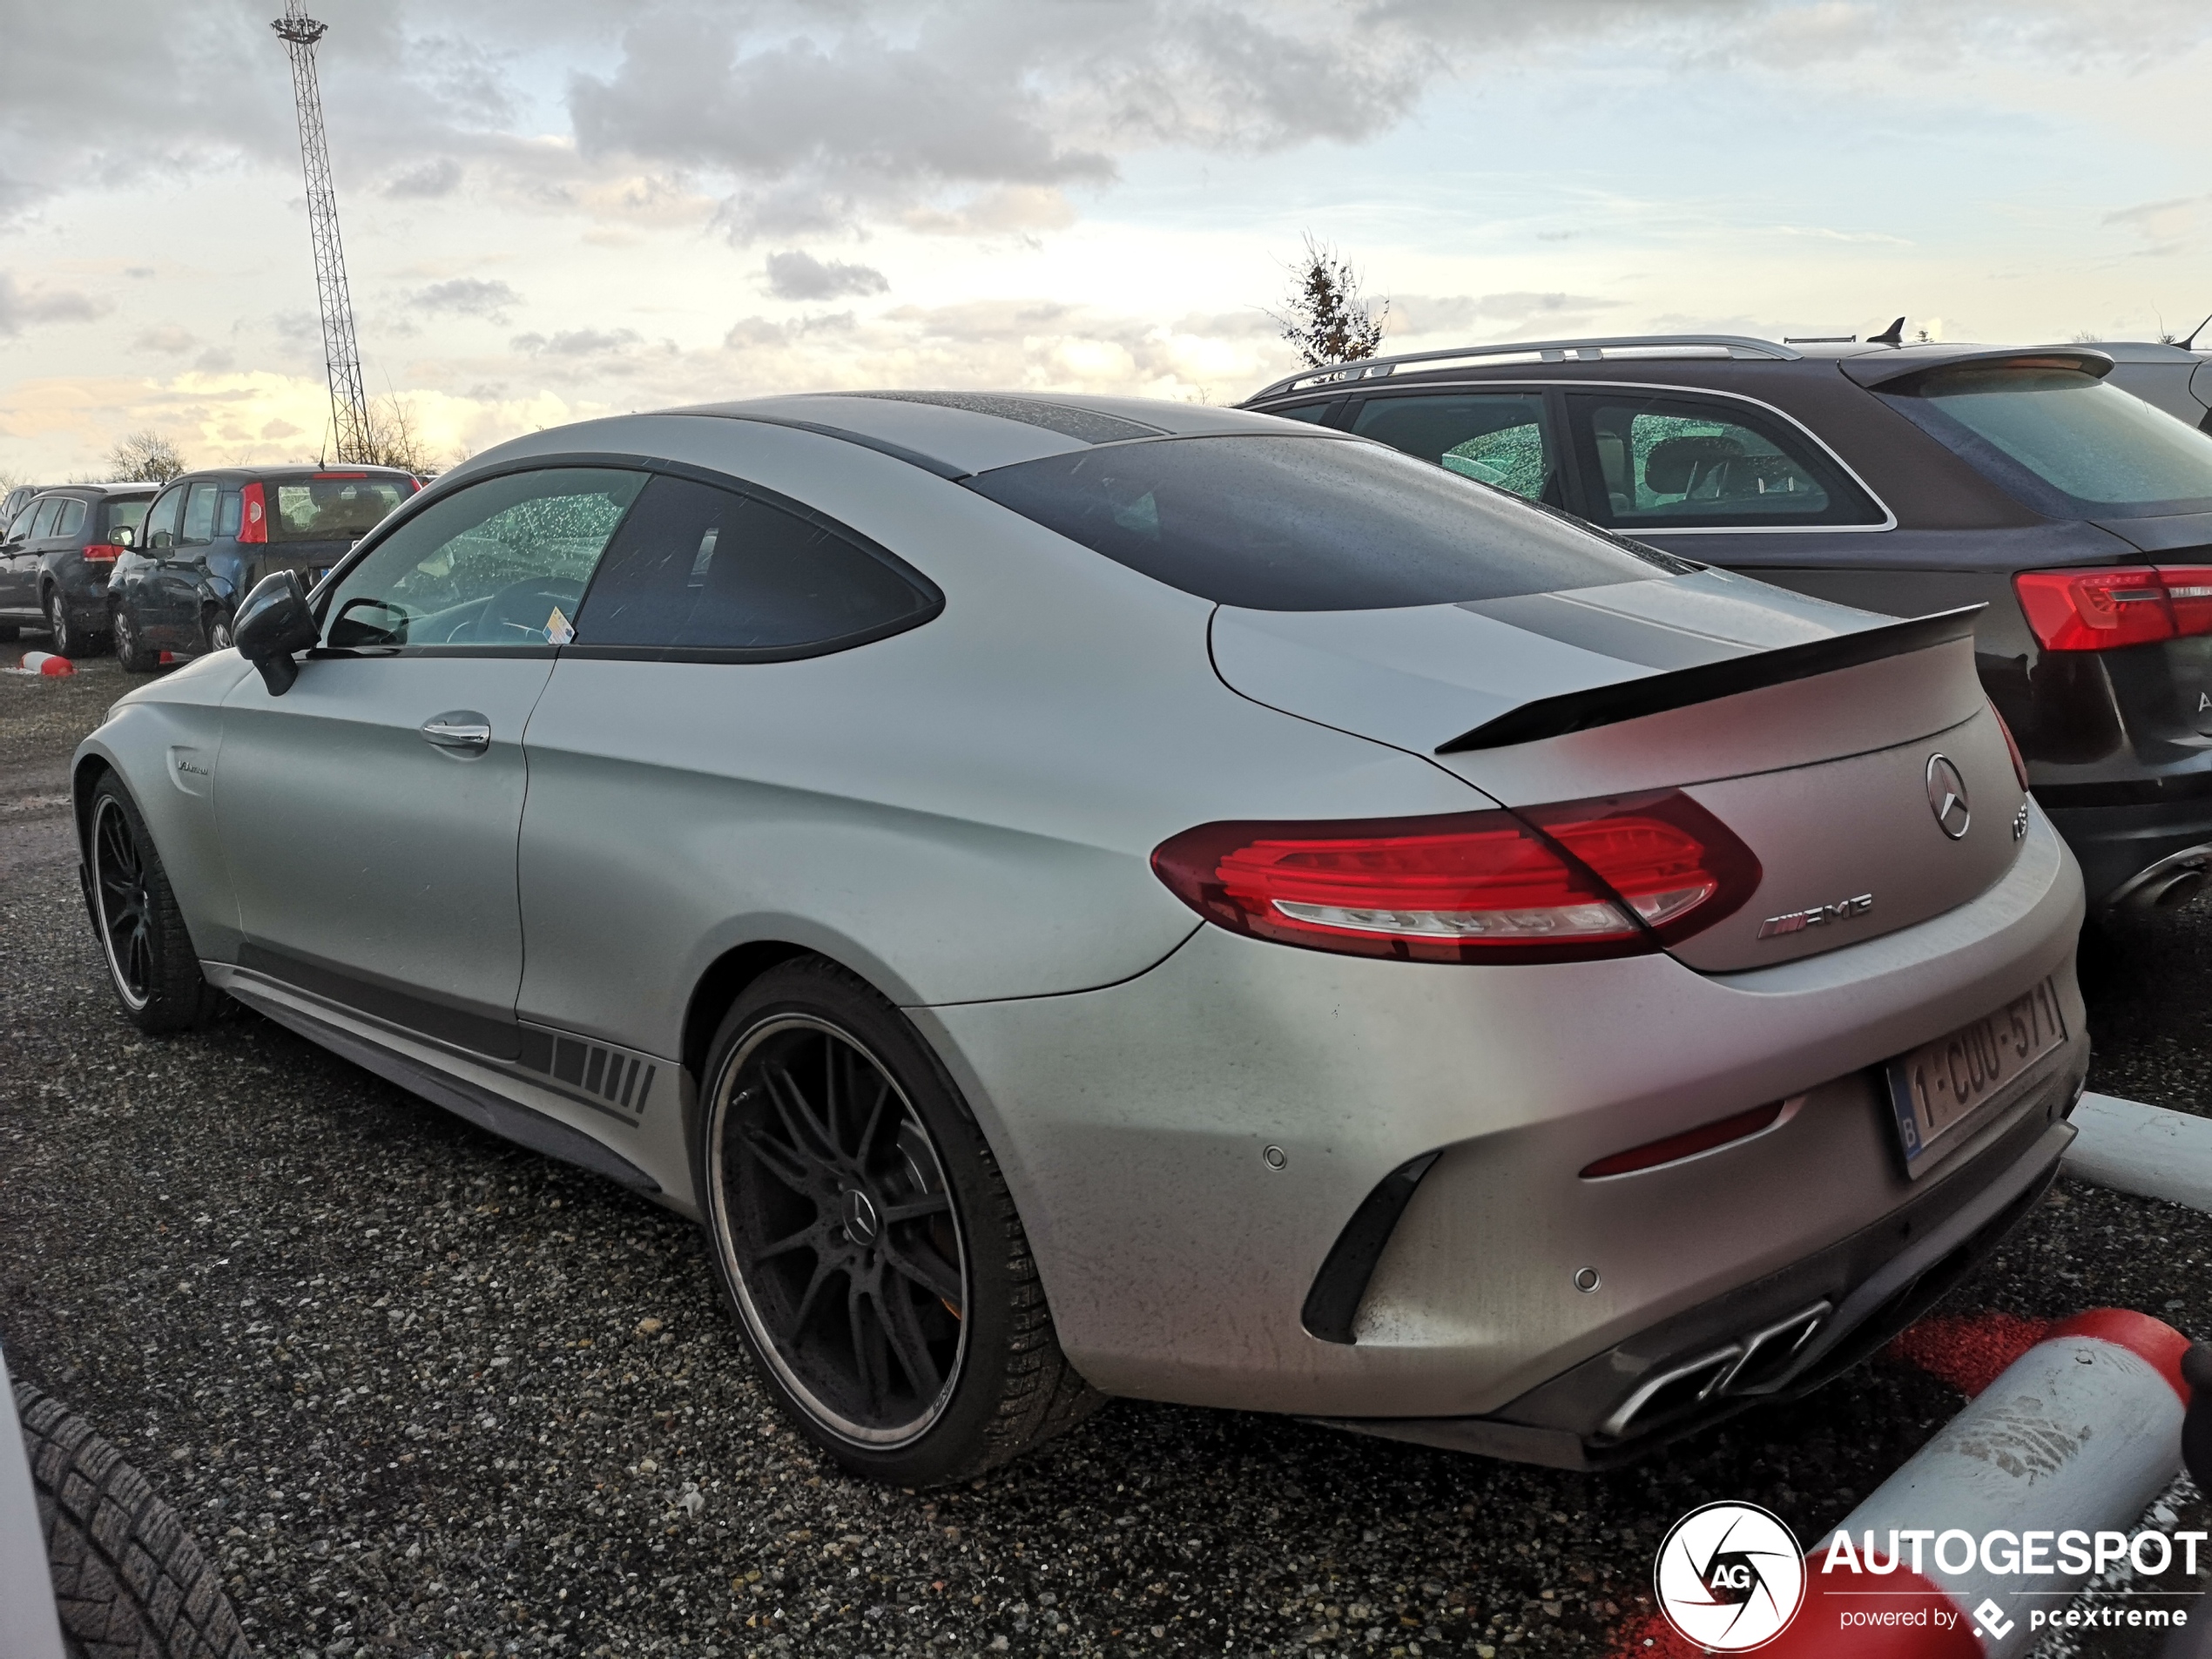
[1210,570,2027,971]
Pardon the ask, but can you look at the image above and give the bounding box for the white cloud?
[0,274,109,338]
[763,251,889,301]
[413,277,523,318]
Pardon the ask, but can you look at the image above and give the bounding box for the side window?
[1264,401,1343,427]
[25,499,64,541]
[143,487,185,551]
[570,473,940,658]
[179,482,219,547]
[1350,393,1556,502]
[52,499,87,540]
[1564,392,1884,529]
[322,468,647,650]
[217,491,242,538]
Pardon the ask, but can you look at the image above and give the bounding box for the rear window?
[1890,367,2212,519]
[101,498,151,540]
[961,434,1678,610]
[270,475,413,543]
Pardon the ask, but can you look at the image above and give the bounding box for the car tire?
[84,773,223,1034]
[44,589,96,659]
[206,615,233,652]
[16,1380,252,1659]
[696,956,1103,1487]
[112,606,159,674]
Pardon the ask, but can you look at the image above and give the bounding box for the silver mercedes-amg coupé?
[71,391,2087,1485]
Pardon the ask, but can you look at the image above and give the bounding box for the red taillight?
[2013,564,2212,651]
[80,543,124,563]
[1150,790,1761,964]
[239,481,267,545]
[1580,1102,1785,1179]
[314,470,367,479]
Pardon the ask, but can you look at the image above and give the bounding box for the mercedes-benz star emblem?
[1925,754,1972,840]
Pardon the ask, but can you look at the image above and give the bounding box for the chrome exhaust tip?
[2109,844,2212,914]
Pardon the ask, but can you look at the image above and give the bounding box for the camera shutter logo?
[1654,1501,1805,1651]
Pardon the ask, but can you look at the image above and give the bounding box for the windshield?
[962,434,1681,610]
[1893,367,2212,519]
[270,475,413,543]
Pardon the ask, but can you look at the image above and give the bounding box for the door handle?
[419,711,492,755]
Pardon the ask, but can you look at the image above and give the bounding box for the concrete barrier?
[2066,1093,2212,1216]
[1768,1310,2191,1658]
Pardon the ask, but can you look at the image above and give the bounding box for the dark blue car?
[0,484,156,656]
[107,465,416,671]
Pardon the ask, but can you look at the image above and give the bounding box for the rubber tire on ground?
[16,1381,252,1659]
[85,772,224,1034]
[111,607,159,674]
[44,590,104,659]
[696,956,1103,1487]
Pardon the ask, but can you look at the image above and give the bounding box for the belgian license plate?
[1885,978,2066,1173]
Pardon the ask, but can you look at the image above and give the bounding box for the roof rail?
[1246,334,1802,402]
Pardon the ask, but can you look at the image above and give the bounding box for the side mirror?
[113,525,134,548]
[233,570,320,695]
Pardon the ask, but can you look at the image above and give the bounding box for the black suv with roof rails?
[1242,333,2212,912]
[106,464,416,671]
[0,483,157,655]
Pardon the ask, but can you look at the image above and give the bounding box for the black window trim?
[1323,377,1896,536]
[307,450,946,665]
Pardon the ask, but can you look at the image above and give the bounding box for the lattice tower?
[272,2,372,464]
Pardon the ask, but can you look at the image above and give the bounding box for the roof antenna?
[1868,316,1906,347]
[2179,313,2212,351]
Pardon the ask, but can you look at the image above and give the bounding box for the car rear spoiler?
[1840,347,2114,391]
[1434,606,1984,754]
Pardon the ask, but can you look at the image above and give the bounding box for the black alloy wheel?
[698,958,1100,1485]
[91,792,156,1013]
[113,604,158,673]
[84,775,220,1032]
[45,588,88,658]
[716,1014,968,1443]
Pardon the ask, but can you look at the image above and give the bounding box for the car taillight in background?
[2013,564,2212,651]
[239,481,267,545]
[80,543,126,563]
[1150,791,1762,964]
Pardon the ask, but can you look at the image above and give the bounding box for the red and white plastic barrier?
[2067,1093,2212,1217]
[1768,1309,2191,1658]
[6,651,74,678]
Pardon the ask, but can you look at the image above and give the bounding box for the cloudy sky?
[3,0,2209,477]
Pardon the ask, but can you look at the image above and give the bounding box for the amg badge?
[1757,894,1873,940]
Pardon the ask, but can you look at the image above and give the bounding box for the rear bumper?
[2039,792,2212,907]
[914,811,2086,1427]
[1318,1103,2076,1468]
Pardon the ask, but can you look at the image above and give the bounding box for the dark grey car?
[0,485,154,655]
[1244,334,2212,909]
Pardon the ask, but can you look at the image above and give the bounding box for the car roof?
[1241,333,2197,402]
[152,464,416,485]
[669,390,1341,477]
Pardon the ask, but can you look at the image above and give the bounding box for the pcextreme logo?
[1654,1502,1807,1652]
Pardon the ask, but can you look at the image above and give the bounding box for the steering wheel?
[475,577,586,644]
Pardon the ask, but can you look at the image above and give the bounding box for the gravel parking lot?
[3,651,2209,1659]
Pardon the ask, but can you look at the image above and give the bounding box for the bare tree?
[105,429,187,482]
[1272,236,1389,368]
[353,394,444,476]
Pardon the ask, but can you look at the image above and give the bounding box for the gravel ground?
[3,651,2209,1659]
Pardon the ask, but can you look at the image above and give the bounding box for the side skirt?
[213,966,665,1201]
